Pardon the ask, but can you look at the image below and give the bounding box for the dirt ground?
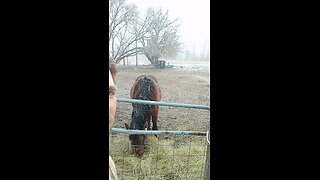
[113,63,210,132]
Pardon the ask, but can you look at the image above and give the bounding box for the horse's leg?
[151,107,158,137]
[147,114,151,130]
[151,106,158,131]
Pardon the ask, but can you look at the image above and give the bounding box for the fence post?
[203,128,210,180]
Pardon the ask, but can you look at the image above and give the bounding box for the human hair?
[109,54,117,82]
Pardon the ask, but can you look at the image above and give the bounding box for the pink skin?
[134,145,144,155]
[109,70,117,130]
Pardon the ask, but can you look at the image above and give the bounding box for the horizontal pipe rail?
[117,98,210,111]
[111,128,207,136]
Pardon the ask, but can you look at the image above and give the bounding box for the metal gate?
[110,98,210,180]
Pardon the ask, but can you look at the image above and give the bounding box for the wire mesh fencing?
[110,129,208,180]
[110,98,210,180]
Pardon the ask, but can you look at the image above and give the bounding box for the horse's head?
[125,104,150,155]
[124,123,146,155]
[130,133,146,155]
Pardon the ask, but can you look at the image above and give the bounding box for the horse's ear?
[124,123,130,129]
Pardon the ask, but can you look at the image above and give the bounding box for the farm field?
[113,61,210,132]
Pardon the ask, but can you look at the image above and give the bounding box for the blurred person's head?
[109,55,117,130]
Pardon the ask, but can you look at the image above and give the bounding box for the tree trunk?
[145,57,158,67]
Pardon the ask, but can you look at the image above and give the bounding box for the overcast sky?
[126,0,210,54]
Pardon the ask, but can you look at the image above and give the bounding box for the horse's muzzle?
[134,146,145,155]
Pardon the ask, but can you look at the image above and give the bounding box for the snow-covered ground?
[167,60,210,73]
[119,58,210,73]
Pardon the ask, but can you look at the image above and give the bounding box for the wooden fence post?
[203,129,210,180]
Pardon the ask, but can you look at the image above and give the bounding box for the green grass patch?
[109,134,207,180]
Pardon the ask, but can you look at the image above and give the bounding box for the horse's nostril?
[134,146,144,155]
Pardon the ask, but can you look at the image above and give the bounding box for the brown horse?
[124,75,162,155]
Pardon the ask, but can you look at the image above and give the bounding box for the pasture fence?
[110,98,210,180]
[116,98,210,110]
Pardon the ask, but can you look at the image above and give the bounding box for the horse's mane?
[138,75,154,101]
[131,75,155,130]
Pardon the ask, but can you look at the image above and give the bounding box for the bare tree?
[139,8,182,66]
[109,1,182,66]
[109,0,147,63]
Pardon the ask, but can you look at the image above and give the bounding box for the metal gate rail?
[111,128,207,136]
[116,98,210,110]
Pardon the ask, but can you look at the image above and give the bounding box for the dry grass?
[109,133,208,180]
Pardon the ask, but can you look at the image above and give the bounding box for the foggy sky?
[126,0,210,56]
